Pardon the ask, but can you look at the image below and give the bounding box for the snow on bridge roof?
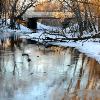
[23,12,73,19]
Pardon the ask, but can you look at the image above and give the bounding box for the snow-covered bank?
[1,22,100,63]
[19,23,100,64]
[22,33,100,63]
[49,41,100,63]
[0,22,61,39]
[37,22,61,31]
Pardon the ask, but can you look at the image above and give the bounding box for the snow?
[37,22,61,31]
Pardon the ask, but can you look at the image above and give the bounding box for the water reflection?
[0,40,100,100]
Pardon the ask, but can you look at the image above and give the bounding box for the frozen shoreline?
[20,23,100,64]
[50,41,100,63]
[1,22,100,63]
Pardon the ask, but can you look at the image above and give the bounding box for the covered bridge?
[22,12,73,31]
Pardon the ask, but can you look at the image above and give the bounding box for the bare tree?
[0,1,2,18]
[58,0,97,37]
[9,0,37,29]
[0,0,37,29]
[0,0,8,25]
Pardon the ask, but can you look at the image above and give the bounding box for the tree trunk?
[10,5,17,30]
[0,1,2,18]
[77,1,83,37]
[98,14,100,32]
[10,16,16,29]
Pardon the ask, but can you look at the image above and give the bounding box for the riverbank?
[19,23,100,64]
[1,22,100,63]
[50,41,100,63]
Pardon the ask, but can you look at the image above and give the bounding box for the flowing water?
[0,39,100,100]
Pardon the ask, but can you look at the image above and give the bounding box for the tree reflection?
[0,40,100,100]
[63,49,100,100]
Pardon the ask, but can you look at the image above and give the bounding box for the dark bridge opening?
[27,18,38,32]
[27,17,61,32]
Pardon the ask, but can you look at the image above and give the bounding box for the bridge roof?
[23,12,73,19]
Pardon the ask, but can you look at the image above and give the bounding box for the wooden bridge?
[22,11,73,31]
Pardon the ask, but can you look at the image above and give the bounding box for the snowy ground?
[1,22,100,63]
